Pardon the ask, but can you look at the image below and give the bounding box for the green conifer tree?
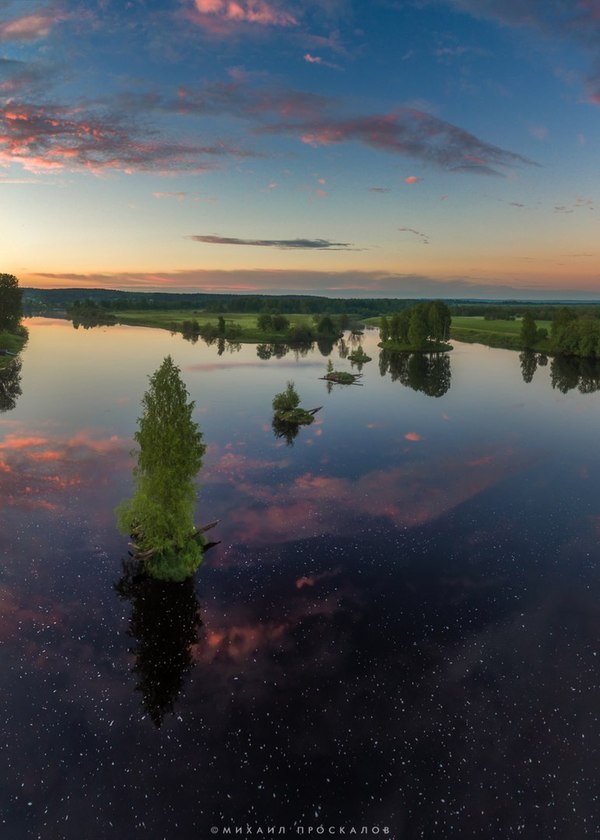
[117,356,206,581]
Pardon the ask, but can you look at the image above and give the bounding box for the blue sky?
[1,0,600,297]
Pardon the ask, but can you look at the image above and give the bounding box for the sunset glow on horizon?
[2,0,600,298]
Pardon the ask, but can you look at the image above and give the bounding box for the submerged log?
[195,519,220,534]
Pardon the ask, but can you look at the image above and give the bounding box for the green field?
[113,310,324,343]
[450,316,552,350]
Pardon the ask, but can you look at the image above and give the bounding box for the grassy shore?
[113,310,315,343]
[0,327,28,368]
[449,316,552,352]
[379,340,452,353]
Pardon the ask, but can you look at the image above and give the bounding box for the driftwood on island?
[129,519,220,560]
[274,405,321,425]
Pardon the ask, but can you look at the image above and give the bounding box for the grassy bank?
[113,310,316,343]
[449,316,552,352]
[0,327,28,368]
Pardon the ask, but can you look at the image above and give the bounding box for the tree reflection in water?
[114,559,202,727]
[379,350,451,397]
[271,414,301,446]
[519,351,538,384]
[0,358,22,412]
[550,355,600,394]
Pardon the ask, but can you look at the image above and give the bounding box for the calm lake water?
[3,318,600,839]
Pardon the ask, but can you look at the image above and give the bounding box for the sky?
[1,0,600,298]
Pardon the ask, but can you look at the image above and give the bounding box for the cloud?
[404,175,422,184]
[220,446,531,547]
[0,428,130,515]
[186,0,297,35]
[399,227,430,245]
[368,186,391,193]
[303,52,341,69]
[0,101,257,174]
[553,197,595,214]
[0,58,49,94]
[153,190,210,201]
[5,65,529,180]
[186,234,355,249]
[160,76,532,176]
[259,109,535,176]
[172,79,331,121]
[0,11,59,42]
[29,267,600,299]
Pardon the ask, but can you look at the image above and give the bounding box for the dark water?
[2,319,600,839]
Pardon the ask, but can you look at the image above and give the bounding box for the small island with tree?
[379,301,452,352]
[347,346,372,365]
[272,381,321,444]
[321,358,363,385]
[117,355,216,582]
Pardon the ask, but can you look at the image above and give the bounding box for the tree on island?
[271,381,320,444]
[322,357,362,385]
[381,301,451,349]
[272,380,301,414]
[0,274,23,332]
[408,307,429,348]
[117,356,207,581]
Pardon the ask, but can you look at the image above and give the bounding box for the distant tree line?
[25,288,429,318]
[22,287,600,324]
[451,302,600,320]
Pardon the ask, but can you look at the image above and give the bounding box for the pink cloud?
[0,101,255,175]
[404,175,422,184]
[0,428,131,516]
[221,446,529,548]
[404,432,423,441]
[261,109,534,175]
[191,0,297,28]
[0,13,58,42]
[0,435,50,451]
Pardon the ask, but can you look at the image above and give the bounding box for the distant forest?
[22,288,600,320]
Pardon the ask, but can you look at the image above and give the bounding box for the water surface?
[2,319,600,839]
